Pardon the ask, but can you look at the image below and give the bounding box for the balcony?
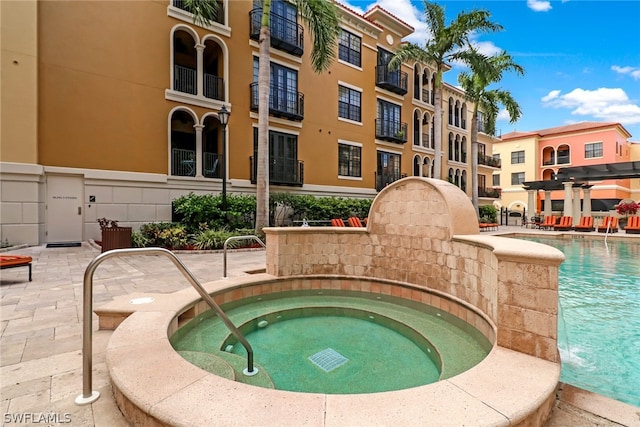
[174,65,196,95]
[204,74,224,101]
[478,153,501,168]
[557,155,570,165]
[375,172,407,192]
[173,0,224,25]
[203,152,221,178]
[478,187,502,198]
[172,148,196,177]
[250,82,304,121]
[375,119,408,144]
[250,156,304,186]
[375,65,408,95]
[249,9,304,57]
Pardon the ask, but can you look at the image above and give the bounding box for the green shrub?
[131,231,150,248]
[270,193,372,224]
[479,205,498,223]
[138,222,188,249]
[193,229,242,250]
[172,193,255,232]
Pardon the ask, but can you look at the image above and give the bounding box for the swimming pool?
[521,236,639,406]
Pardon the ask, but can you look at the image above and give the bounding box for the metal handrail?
[75,247,258,406]
[223,235,266,278]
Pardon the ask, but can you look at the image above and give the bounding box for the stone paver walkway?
[1,232,637,426]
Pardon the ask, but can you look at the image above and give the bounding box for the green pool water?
[521,237,640,406]
[171,290,491,394]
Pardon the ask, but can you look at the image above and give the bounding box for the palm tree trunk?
[470,108,479,215]
[432,66,443,180]
[255,1,271,234]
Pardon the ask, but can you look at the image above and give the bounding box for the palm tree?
[187,0,339,234]
[458,48,523,213]
[389,1,502,180]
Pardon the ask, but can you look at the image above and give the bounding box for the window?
[338,30,361,67]
[338,143,361,177]
[338,85,361,122]
[585,142,603,158]
[511,150,525,164]
[493,174,500,187]
[376,151,401,190]
[252,128,301,185]
[511,172,525,186]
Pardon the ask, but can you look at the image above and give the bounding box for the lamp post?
[218,105,230,211]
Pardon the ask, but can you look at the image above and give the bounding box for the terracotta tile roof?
[502,122,625,140]
[334,1,383,30]
[363,5,415,32]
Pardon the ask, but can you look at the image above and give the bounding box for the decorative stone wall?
[265,177,564,362]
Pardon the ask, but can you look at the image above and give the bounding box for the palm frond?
[295,0,340,73]
[183,0,220,27]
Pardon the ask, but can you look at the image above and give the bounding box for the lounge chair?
[553,216,573,231]
[539,216,557,230]
[574,216,594,232]
[348,217,364,227]
[0,255,32,281]
[623,216,640,234]
[596,216,618,233]
[331,218,346,227]
[479,223,498,232]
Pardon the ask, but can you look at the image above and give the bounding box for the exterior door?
[46,175,83,243]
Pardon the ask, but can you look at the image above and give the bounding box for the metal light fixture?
[219,106,230,211]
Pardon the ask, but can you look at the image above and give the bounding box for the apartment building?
[0,0,501,246]
[493,122,634,214]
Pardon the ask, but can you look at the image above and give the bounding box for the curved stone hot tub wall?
[265,177,563,363]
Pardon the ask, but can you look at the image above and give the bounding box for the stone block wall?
[265,177,564,362]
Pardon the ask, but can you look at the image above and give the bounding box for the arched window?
[542,146,555,166]
[461,103,467,129]
[448,97,454,125]
[448,168,454,183]
[203,38,225,100]
[422,157,431,177]
[422,113,430,148]
[421,69,430,103]
[454,169,460,186]
[448,133,454,160]
[202,115,222,178]
[557,144,570,164]
[170,110,197,176]
[413,155,421,176]
[413,110,421,146]
[454,100,461,127]
[461,170,467,191]
[173,30,198,95]
[461,136,467,163]
[454,134,461,162]
[413,65,420,100]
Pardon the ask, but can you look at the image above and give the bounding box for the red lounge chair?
[479,223,498,231]
[553,216,573,231]
[574,216,594,232]
[348,217,364,227]
[0,255,32,281]
[539,216,557,230]
[331,218,346,227]
[624,216,640,234]
[597,217,618,233]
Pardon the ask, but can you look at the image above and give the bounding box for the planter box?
[101,227,132,253]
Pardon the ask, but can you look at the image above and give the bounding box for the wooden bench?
[0,255,33,281]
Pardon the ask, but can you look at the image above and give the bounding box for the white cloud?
[527,0,552,12]
[497,109,511,121]
[611,65,640,80]
[542,88,640,125]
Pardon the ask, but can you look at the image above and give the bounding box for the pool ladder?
[76,246,260,406]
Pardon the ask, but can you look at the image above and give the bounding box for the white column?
[527,190,536,220]
[194,124,204,177]
[583,187,592,217]
[572,186,581,225]
[544,190,552,217]
[563,181,573,218]
[196,44,204,97]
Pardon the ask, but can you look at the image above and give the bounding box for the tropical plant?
[458,48,524,214]
[478,205,498,223]
[193,228,242,250]
[187,0,340,235]
[615,200,639,216]
[389,1,503,181]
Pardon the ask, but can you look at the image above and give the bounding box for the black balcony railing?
[174,65,196,95]
[250,156,304,186]
[250,82,304,121]
[172,148,196,177]
[203,152,221,178]
[375,65,408,95]
[478,187,502,198]
[557,155,570,164]
[249,9,303,56]
[375,172,407,191]
[375,119,408,143]
[543,159,554,166]
[173,0,224,25]
[204,74,224,101]
[478,153,502,168]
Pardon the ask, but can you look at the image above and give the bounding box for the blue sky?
[337,0,640,141]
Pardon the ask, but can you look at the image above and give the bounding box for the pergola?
[520,161,640,223]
